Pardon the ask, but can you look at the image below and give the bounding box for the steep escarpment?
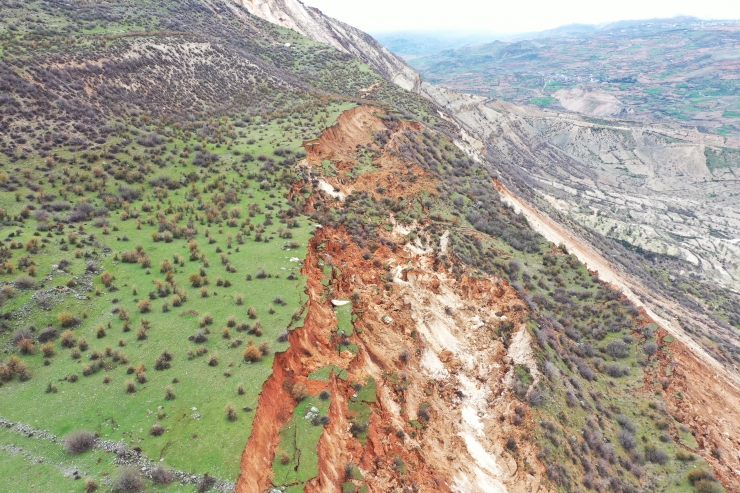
[232,0,422,92]
[237,106,548,492]
[237,105,736,493]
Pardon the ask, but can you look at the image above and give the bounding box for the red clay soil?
[666,338,740,491]
[235,239,342,493]
[238,106,551,493]
[304,105,435,201]
[634,308,740,492]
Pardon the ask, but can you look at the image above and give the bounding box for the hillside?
[0,1,739,493]
[409,18,740,134]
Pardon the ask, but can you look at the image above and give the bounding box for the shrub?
[150,465,174,485]
[112,467,143,493]
[243,342,261,362]
[38,327,59,343]
[150,423,165,436]
[17,338,35,355]
[41,342,55,358]
[688,468,718,485]
[197,474,216,493]
[136,327,148,341]
[605,363,630,378]
[291,382,308,402]
[237,383,245,395]
[137,300,151,313]
[164,386,176,400]
[125,380,136,393]
[58,311,79,328]
[84,478,98,492]
[208,353,219,366]
[643,342,659,356]
[619,429,637,451]
[190,330,208,343]
[0,363,12,382]
[225,404,237,421]
[96,325,106,339]
[60,330,76,348]
[77,338,88,351]
[12,329,34,345]
[606,340,630,359]
[14,275,37,289]
[154,350,173,371]
[63,430,96,454]
[644,445,669,465]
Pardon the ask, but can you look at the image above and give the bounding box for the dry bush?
[14,275,37,289]
[150,465,174,485]
[84,478,98,493]
[164,386,176,400]
[112,467,143,493]
[41,342,55,358]
[137,299,151,313]
[37,327,59,343]
[149,423,165,436]
[225,403,237,421]
[291,382,308,402]
[17,338,35,355]
[58,311,79,328]
[60,330,76,348]
[63,430,96,454]
[243,342,261,362]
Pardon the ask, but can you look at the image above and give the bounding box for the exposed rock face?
[233,0,422,92]
[424,82,740,289]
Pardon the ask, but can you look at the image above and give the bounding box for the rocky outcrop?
[232,0,422,92]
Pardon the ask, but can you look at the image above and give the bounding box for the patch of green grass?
[530,96,556,107]
[272,395,331,488]
[309,365,348,381]
[0,425,194,492]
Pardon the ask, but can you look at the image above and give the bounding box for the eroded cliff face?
[231,0,422,92]
[236,107,550,493]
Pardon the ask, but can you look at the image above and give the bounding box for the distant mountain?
[372,31,508,59]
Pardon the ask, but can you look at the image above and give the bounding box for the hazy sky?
[305,0,740,34]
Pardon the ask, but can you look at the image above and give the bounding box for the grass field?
[0,90,354,487]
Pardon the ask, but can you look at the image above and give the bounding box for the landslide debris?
[238,105,733,493]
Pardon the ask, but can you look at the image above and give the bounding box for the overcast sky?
[305,0,740,34]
